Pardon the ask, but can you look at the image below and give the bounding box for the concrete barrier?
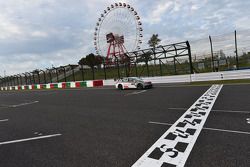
[142,69,250,84]
[102,69,250,86]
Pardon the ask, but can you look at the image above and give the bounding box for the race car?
[115,77,153,90]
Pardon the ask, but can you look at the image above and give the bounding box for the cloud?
[143,1,174,24]
[31,31,48,38]
[0,14,23,39]
[0,0,250,75]
[235,17,250,30]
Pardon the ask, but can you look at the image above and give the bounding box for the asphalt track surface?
[0,84,249,167]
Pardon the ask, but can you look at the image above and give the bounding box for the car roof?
[121,77,140,79]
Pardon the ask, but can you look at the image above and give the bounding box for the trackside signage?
[132,84,223,167]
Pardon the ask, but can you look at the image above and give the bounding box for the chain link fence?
[191,29,250,73]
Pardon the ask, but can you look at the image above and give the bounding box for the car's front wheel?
[118,84,123,90]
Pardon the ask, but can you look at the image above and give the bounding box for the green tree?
[137,52,152,63]
[148,34,161,68]
[137,52,152,77]
[78,55,86,66]
[148,34,161,48]
[78,53,103,79]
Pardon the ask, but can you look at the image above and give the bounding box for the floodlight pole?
[235,30,239,70]
[46,68,52,83]
[209,36,215,72]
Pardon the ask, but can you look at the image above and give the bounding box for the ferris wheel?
[94,2,143,64]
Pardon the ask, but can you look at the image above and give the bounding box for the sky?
[0,0,250,76]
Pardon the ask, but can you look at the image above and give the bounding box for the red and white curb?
[132,84,223,167]
[0,80,104,91]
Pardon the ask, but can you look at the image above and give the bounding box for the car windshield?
[130,77,143,82]
[121,78,129,82]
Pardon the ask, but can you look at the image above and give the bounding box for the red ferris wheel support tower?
[105,33,129,65]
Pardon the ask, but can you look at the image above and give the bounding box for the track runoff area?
[0,84,250,167]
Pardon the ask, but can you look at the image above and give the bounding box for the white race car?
[115,77,153,90]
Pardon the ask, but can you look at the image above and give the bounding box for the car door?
[128,78,137,88]
[122,78,130,89]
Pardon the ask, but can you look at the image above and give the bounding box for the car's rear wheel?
[137,83,143,90]
[118,84,123,90]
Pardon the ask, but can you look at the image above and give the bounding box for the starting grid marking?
[132,84,223,167]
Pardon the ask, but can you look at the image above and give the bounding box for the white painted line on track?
[0,134,62,145]
[155,82,250,88]
[155,84,209,88]
[168,107,250,114]
[203,127,250,135]
[148,121,173,126]
[125,90,147,96]
[132,85,223,167]
[0,119,8,122]
[33,92,58,95]
[9,101,39,108]
[149,121,250,135]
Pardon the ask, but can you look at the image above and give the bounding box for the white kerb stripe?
[58,83,62,88]
[46,84,51,89]
[70,82,76,88]
[86,81,93,87]
[132,84,223,167]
